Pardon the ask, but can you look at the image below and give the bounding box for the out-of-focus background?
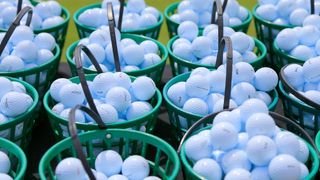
[56,0,256,56]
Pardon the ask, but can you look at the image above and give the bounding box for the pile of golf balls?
[55,150,160,180]
[275,15,320,61]
[0,151,13,180]
[256,0,320,26]
[0,0,64,29]
[167,64,278,128]
[282,57,320,127]
[0,77,33,139]
[170,0,249,28]
[0,77,33,119]
[184,99,311,180]
[0,25,56,84]
[75,25,162,72]
[50,72,156,124]
[78,0,160,31]
[172,21,258,66]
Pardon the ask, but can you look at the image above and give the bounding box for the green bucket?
[0,45,61,98]
[0,137,27,179]
[43,74,162,140]
[73,3,164,39]
[0,77,39,149]
[273,41,307,72]
[163,72,279,140]
[179,125,319,180]
[66,34,168,86]
[279,82,320,136]
[0,0,70,50]
[164,2,252,38]
[39,128,180,179]
[167,36,267,76]
[252,4,294,68]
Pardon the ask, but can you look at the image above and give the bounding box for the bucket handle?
[68,105,105,180]
[74,45,107,130]
[107,2,121,72]
[0,6,33,57]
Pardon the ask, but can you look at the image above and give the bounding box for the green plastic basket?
[73,3,164,39]
[7,0,71,49]
[167,36,267,76]
[273,41,307,72]
[0,45,61,98]
[164,2,252,38]
[279,82,320,136]
[66,34,168,86]
[252,4,294,68]
[0,137,27,179]
[179,125,319,180]
[43,74,162,140]
[163,72,279,140]
[39,128,180,179]
[0,77,39,149]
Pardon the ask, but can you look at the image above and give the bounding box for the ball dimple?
[49,78,72,102]
[192,158,222,180]
[96,104,118,124]
[55,158,86,179]
[0,92,33,117]
[183,98,208,116]
[185,75,210,99]
[302,57,320,83]
[0,77,13,99]
[254,67,278,92]
[245,113,276,137]
[33,33,56,51]
[246,135,277,166]
[122,44,145,66]
[95,150,123,177]
[121,155,150,180]
[131,76,156,101]
[221,150,252,173]
[224,168,252,180]
[210,122,238,150]
[268,154,301,180]
[59,84,85,107]
[275,131,300,157]
[177,21,199,41]
[276,28,299,52]
[126,101,152,120]
[185,134,212,162]
[105,87,131,112]
[167,82,188,108]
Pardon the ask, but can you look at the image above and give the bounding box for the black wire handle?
[107,2,121,72]
[177,37,233,153]
[68,105,107,180]
[118,0,125,32]
[216,36,233,109]
[279,65,320,110]
[17,0,23,14]
[211,0,227,24]
[311,0,315,14]
[211,0,225,59]
[0,6,33,57]
[74,45,106,129]
[177,109,320,158]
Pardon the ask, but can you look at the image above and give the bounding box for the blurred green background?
[57,0,256,57]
